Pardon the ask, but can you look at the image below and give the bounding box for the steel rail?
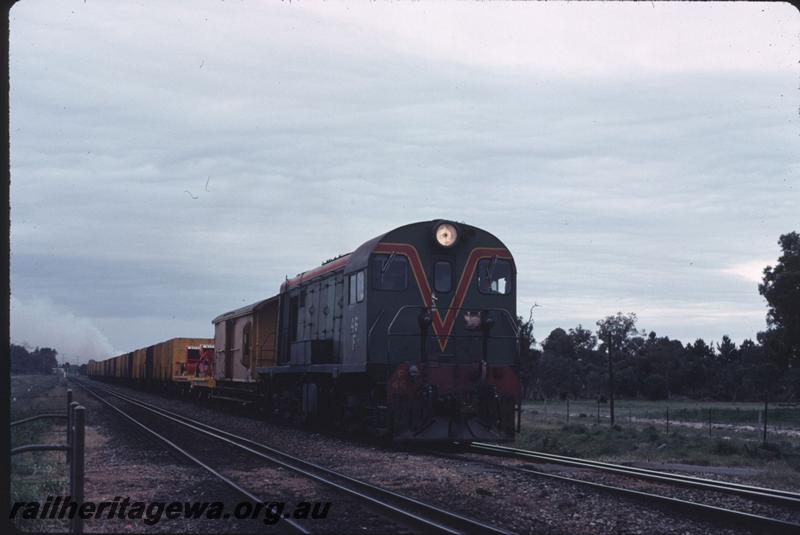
[72,381,309,534]
[515,466,800,535]
[72,379,512,535]
[427,447,800,535]
[77,379,509,535]
[470,442,800,507]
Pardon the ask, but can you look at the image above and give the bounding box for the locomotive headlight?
[435,223,458,248]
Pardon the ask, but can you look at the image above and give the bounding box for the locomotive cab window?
[477,258,513,295]
[187,348,200,361]
[434,261,452,293]
[372,254,408,290]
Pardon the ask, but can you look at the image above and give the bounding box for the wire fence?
[523,399,800,443]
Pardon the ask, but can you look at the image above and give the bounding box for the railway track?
[471,442,800,508]
[429,442,800,534]
[69,378,512,535]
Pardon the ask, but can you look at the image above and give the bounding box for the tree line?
[10,344,60,375]
[517,231,800,403]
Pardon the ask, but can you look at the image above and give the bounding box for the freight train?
[88,220,524,442]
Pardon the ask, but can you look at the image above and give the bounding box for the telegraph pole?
[608,345,615,425]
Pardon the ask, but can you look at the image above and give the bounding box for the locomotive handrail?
[367,308,386,358]
[385,305,519,337]
[385,332,519,340]
[383,305,520,363]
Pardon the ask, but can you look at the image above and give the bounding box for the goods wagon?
[89,337,214,391]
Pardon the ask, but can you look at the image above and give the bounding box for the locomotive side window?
[349,274,357,304]
[477,258,513,295]
[356,270,365,302]
[349,271,365,303]
[372,254,408,290]
[434,261,452,293]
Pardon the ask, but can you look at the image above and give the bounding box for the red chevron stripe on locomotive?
[373,243,512,351]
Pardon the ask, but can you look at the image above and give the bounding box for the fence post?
[71,406,85,535]
[68,401,78,465]
[708,408,712,438]
[66,391,73,462]
[596,399,600,424]
[69,404,76,493]
[666,406,669,436]
[566,398,570,424]
[763,395,768,445]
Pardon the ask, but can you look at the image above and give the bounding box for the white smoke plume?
[10,296,117,364]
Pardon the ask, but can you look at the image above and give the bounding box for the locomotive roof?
[341,232,388,275]
[212,294,279,324]
[244,220,511,301]
[279,252,355,292]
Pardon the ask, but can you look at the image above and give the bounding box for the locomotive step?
[208,394,253,405]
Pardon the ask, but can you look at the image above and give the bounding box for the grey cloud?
[9,2,799,355]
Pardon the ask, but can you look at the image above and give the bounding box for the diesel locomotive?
[89,220,524,442]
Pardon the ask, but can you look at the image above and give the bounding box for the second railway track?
[423,442,800,534]
[471,442,800,507]
[70,378,512,535]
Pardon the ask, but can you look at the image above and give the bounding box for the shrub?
[710,438,741,456]
[562,424,588,434]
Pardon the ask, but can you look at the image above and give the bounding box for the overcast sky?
[10,1,800,363]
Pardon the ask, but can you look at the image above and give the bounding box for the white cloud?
[10,296,117,364]
[720,260,772,283]
[297,2,799,76]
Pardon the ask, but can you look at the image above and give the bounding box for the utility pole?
[763,390,769,445]
[608,345,615,425]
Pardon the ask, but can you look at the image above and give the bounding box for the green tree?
[759,231,800,370]
[542,328,576,360]
[10,344,59,374]
[714,336,741,400]
[516,315,538,399]
[716,336,738,362]
[597,312,640,424]
[10,344,31,374]
[569,325,597,355]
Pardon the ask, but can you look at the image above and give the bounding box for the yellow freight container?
[91,337,212,385]
[150,338,214,383]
